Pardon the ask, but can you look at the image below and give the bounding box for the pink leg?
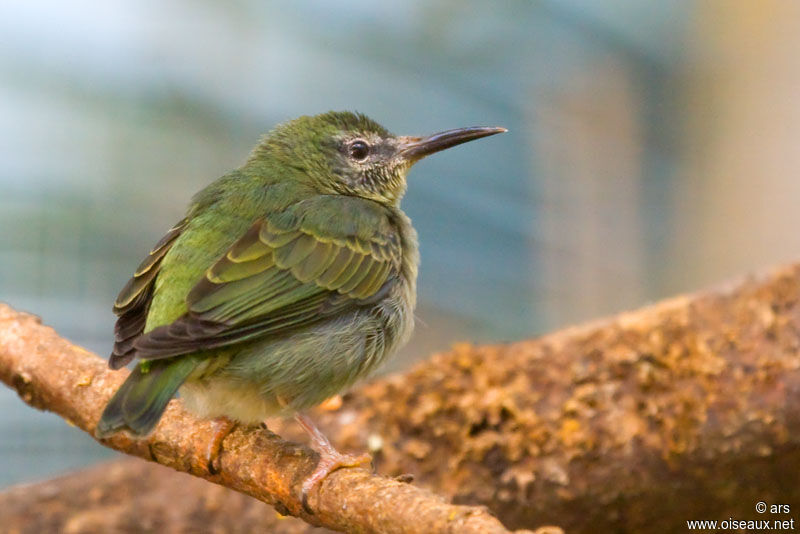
[294,413,372,512]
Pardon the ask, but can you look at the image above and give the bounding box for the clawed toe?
[301,450,372,514]
[293,412,372,514]
[202,417,236,474]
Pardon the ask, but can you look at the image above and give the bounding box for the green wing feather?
[110,218,188,369]
[133,196,402,359]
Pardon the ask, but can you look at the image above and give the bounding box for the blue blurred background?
[3,0,800,487]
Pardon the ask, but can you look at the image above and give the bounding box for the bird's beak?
[398,126,507,162]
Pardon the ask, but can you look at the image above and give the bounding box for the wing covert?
[133,197,401,360]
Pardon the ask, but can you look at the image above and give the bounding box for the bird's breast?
[381,208,419,351]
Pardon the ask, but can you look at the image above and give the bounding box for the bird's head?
[247,111,506,206]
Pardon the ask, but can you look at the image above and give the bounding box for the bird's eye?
[348,140,370,161]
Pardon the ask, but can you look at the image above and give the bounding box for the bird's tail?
[95,357,199,438]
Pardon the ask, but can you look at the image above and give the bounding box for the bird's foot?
[300,449,372,513]
[203,416,236,474]
[293,413,372,514]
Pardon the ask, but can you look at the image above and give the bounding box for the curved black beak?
[398,126,507,161]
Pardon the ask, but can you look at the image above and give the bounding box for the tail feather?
[96,358,198,438]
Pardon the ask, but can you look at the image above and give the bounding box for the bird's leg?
[294,412,372,512]
[203,416,236,474]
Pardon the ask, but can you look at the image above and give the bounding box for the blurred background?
[2,0,800,488]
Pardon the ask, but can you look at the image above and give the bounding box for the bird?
[95,110,506,506]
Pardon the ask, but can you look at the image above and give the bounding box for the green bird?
[96,111,505,503]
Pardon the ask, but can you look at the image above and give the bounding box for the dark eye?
[348,140,370,161]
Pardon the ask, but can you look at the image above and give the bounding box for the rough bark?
[0,303,540,534]
[327,264,800,532]
[4,261,800,533]
[0,459,562,534]
[0,459,333,534]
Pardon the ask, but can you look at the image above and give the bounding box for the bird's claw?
[301,451,372,514]
[202,417,236,474]
[292,412,372,514]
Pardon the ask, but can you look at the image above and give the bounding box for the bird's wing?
[132,196,402,360]
[110,218,189,369]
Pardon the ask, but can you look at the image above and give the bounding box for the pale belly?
[178,293,413,424]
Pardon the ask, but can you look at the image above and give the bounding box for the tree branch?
[328,263,800,532]
[5,261,800,532]
[0,459,321,534]
[0,303,539,534]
